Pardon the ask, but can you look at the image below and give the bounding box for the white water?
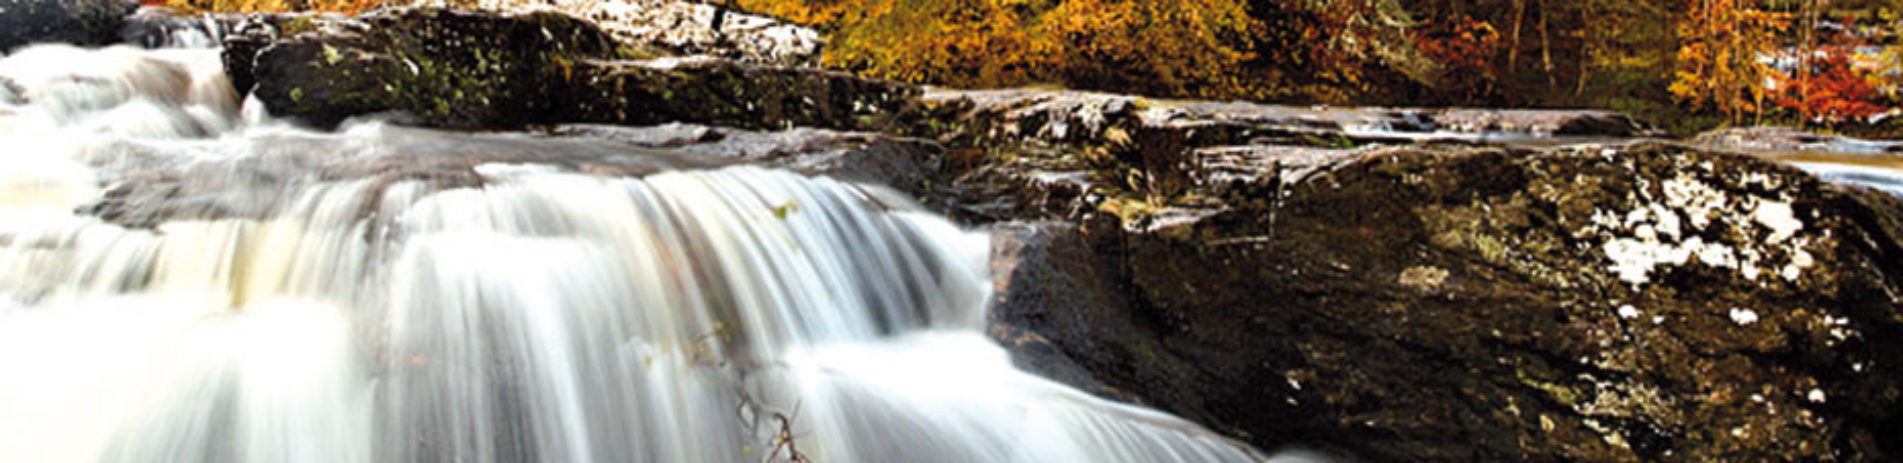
[0,44,1270,462]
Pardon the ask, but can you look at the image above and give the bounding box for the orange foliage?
[1412,15,1501,100]
[1778,47,1886,125]
[1414,17,1499,74]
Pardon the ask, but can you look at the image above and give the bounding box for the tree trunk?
[1576,0,1594,97]
[1508,0,1526,69]
[1540,0,1556,89]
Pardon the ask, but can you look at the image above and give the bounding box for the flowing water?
[0,42,1275,462]
[22,29,1903,463]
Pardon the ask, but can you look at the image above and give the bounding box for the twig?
[765,402,811,463]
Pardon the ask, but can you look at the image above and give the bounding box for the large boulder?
[0,0,139,53]
[410,0,823,66]
[986,141,1903,461]
[224,7,629,128]
[223,7,910,131]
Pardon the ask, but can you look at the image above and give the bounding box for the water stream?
[14,29,1900,463]
[0,43,1273,462]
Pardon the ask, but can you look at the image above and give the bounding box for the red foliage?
[1412,15,1501,100]
[1777,46,1885,124]
[1413,16,1500,74]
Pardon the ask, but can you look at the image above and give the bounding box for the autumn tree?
[1669,0,1789,123]
[1411,15,1502,103]
[808,0,1044,87]
[1777,47,1885,124]
[742,0,1267,99]
[159,0,382,12]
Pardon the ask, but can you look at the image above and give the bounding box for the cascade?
[0,41,1273,462]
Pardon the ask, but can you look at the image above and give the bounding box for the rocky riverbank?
[7,1,1903,461]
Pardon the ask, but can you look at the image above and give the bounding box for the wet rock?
[225,7,908,131]
[0,0,139,52]
[550,123,942,190]
[986,220,1180,406]
[0,76,18,105]
[120,7,245,49]
[923,89,1662,151]
[1189,144,1368,188]
[1432,108,1662,138]
[87,121,940,228]
[1686,128,1903,198]
[562,56,916,132]
[924,120,1365,226]
[922,144,1106,223]
[988,142,1903,461]
[411,0,823,66]
[1694,126,1903,156]
[227,7,628,129]
[554,122,720,147]
[83,123,721,228]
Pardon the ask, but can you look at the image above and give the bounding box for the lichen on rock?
[986,139,1903,461]
[226,6,909,131]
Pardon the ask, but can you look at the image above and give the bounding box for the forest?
[735,0,1903,136]
[148,0,1903,136]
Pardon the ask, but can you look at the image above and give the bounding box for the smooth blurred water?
[1793,162,1903,197]
[0,44,1268,462]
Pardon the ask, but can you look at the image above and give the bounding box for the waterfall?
[0,44,1271,462]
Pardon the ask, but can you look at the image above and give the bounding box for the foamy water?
[0,41,1270,463]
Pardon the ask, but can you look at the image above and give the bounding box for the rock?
[1689,128,1903,198]
[923,89,1662,151]
[0,76,18,105]
[550,123,942,189]
[225,7,911,131]
[87,121,941,228]
[0,0,139,53]
[409,0,823,66]
[562,56,916,132]
[553,121,720,147]
[920,103,1369,224]
[227,7,629,128]
[1694,126,1903,156]
[986,221,1179,406]
[120,7,246,49]
[1431,108,1663,139]
[83,123,715,228]
[987,141,1903,461]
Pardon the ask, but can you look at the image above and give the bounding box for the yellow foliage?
[154,0,389,13]
[1669,0,1788,122]
[743,0,1263,99]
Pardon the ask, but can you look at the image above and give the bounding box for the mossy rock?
[227,6,915,131]
[234,7,627,129]
[0,0,138,53]
[992,142,1903,461]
